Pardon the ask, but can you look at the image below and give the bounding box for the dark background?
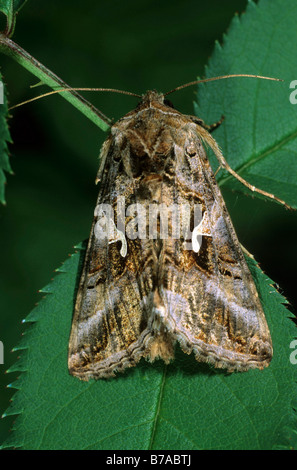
[0,0,296,444]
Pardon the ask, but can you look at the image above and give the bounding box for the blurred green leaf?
[14,0,28,12]
[0,71,12,204]
[0,0,26,12]
[0,0,27,36]
[1,245,296,450]
[195,0,297,209]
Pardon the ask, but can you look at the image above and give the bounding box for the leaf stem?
[0,35,111,131]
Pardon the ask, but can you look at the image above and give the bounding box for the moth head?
[136,90,175,112]
[138,90,165,106]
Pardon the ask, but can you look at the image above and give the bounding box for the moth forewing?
[68,90,273,380]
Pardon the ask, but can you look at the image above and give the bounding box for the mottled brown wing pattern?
[69,90,273,380]
[68,131,159,380]
[157,124,272,370]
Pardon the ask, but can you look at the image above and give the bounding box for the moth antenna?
[9,87,142,110]
[164,74,283,96]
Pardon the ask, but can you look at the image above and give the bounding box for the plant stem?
[0,35,111,132]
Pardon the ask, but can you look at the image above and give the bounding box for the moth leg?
[197,124,293,210]
[216,150,292,210]
[214,165,221,177]
[188,115,224,133]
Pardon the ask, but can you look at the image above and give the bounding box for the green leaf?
[0,71,12,204]
[0,1,110,133]
[0,0,27,36]
[1,0,297,450]
[1,244,296,450]
[0,0,26,13]
[194,0,297,209]
[13,0,28,12]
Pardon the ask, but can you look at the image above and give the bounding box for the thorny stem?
[0,35,111,131]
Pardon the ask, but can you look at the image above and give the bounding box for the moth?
[67,77,287,380]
